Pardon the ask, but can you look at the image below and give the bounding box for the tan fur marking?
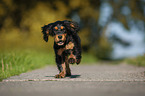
[70,23,74,28]
[65,42,74,50]
[46,31,49,35]
[55,34,59,42]
[62,34,66,41]
[61,26,64,30]
[57,48,64,55]
[54,26,58,30]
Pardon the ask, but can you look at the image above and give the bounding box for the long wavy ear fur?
[41,23,54,42]
[63,20,80,35]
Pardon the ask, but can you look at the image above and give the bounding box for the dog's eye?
[54,26,58,30]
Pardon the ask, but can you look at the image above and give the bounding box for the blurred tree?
[0,0,144,59]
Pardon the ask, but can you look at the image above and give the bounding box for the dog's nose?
[58,35,62,39]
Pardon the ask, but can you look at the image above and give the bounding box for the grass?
[0,49,97,81]
[81,53,98,64]
[1,47,143,81]
[124,55,145,67]
[0,49,55,81]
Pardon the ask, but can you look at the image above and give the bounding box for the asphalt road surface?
[0,63,145,96]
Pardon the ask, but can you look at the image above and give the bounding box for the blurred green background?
[0,0,145,80]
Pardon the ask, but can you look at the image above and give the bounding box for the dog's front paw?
[55,72,65,78]
[68,58,75,64]
[76,58,81,64]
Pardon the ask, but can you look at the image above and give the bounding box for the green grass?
[0,49,97,81]
[81,53,98,64]
[0,49,55,81]
[124,55,145,66]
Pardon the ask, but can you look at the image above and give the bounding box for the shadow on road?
[69,75,81,78]
[45,75,81,78]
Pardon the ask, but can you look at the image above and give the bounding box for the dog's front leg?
[55,62,66,78]
[55,54,66,78]
[65,56,71,76]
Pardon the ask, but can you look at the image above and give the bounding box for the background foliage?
[0,0,144,59]
[0,0,144,80]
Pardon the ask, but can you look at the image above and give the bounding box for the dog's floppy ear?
[41,23,54,42]
[63,20,80,34]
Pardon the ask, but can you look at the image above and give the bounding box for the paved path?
[0,64,145,96]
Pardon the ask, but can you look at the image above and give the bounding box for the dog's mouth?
[57,40,64,46]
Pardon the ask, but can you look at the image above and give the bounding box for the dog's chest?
[57,42,75,55]
[65,42,74,50]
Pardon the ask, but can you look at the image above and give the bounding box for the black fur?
[41,20,81,78]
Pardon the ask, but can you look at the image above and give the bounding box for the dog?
[41,20,81,78]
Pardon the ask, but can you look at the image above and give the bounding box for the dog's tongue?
[57,41,64,45]
[59,42,63,44]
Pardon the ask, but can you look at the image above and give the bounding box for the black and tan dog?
[41,20,81,78]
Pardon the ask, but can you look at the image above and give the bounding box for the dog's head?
[42,20,79,46]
